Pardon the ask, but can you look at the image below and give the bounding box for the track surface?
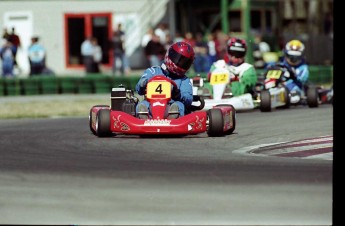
[0,105,333,225]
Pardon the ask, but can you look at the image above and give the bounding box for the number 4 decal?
[155,84,162,93]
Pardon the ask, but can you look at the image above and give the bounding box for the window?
[64,13,112,68]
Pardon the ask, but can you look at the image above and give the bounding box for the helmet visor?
[287,55,302,64]
[286,50,302,64]
[228,49,246,58]
[169,48,194,70]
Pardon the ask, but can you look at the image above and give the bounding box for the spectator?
[193,32,209,73]
[174,31,184,43]
[141,27,154,68]
[28,36,46,76]
[115,23,130,75]
[141,27,154,48]
[91,37,102,73]
[0,40,15,77]
[144,33,166,67]
[110,30,125,76]
[164,33,174,51]
[214,30,228,61]
[252,33,271,69]
[324,12,333,38]
[154,23,168,45]
[206,32,217,70]
[8,27,21,67]
[81,36,94,73]
[2,28,10,40]
[183,31,196,48]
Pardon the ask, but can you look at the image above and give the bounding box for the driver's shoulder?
[237,62,254,71]
[143,66,164,76]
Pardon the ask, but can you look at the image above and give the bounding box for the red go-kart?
[89,75,236,137]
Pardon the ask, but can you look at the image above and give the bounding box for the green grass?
[0,98,109,119]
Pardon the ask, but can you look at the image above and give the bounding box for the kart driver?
[208,37,257,97]
[280,39,309,103]
[135,41,195,119]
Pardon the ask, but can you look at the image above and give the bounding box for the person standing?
[116,23,130,75]
[144,33,166,67]
[0,40,15,77]
[141,27,154,48]
[141,27,154,68]
[193,32,209,73]
[8,27,21,67]
[28,36,46,76]
[2,28,10,41]
[91,37,102,73]
[81,36,94,74]
[206,32,217,70]
[110,30,125,76]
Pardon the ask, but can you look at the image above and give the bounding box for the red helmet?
[227,38,247,66]
[164,41,195,77]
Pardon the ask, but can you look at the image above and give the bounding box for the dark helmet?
[284,39,305,66]
[227,37,247,65]
[164,41,195,77]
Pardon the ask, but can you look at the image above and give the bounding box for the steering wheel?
[266,63,295,83]
[148,75,177,89]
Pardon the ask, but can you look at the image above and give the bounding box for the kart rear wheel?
[89,105,109,135]
[215,104,236,134]
[96,109,112,137]
[207,108,224,137]
[260,90,271,112]
[307,86,319,108]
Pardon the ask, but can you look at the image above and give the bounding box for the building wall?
[0,0,154,76]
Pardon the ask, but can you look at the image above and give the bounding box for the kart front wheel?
[89,105,109,135]
[96,109,112,137]
[207,108,224,137]
[215,104,236,134]
[260,90,271,112]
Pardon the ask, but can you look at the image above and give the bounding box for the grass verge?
[0,96,109,119]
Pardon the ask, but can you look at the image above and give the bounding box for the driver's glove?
[172,88,181,101]
[229,65,239,82]
[140,78,148,88]
[283,70,291,80]
[139,78,148,93]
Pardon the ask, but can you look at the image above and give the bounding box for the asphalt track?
[0,104,333,225]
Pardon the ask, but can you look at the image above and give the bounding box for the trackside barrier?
[308,65,333,84]
[0,65,333,96]
[0,75,141,96]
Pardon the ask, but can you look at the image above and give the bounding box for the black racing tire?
[89,105,109,135]
[214,104,236,134]
[89,108,96,135]
[260,90,271,112]
[207,108,224,137]
[96,109,112,137]
[307,86,319,108]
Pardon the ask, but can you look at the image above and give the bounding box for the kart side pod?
[111,87,136,116]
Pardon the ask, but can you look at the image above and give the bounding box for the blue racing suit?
[281,59,309,94]
[135,65,193,116]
